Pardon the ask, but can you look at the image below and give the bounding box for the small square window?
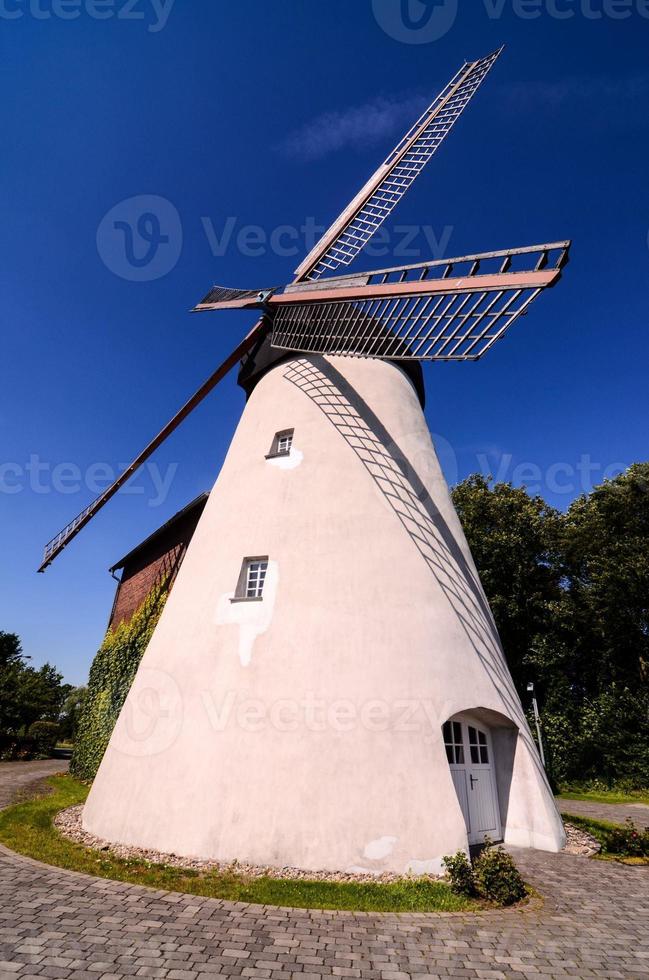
[266,429,294,459]
[231,557,269,602]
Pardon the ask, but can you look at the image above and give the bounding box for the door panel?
[444,716,502,845]
[450,768,470,833]
[466,769,499,841]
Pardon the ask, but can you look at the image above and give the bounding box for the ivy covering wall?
[70,584,168,781]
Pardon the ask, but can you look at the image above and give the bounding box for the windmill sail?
[194,286,277,311]
[273,242,570,360]
[294,48,503,283]
[194,242,571,361]
[37,320,268,572]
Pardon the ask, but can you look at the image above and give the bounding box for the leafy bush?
[28,720,60,758]
[473,845,527,906]
[442,850,476,897]
[0,734,37,761]
[604,818,649,857]
[443,843,526,907]
[70,584,167,781]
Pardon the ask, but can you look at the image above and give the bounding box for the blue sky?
[2,0,648,684]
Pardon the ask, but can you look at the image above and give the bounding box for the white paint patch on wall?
[363,836,398,861]
[406,856,446,876]
[267,447,303,470]
[214,561,279,667]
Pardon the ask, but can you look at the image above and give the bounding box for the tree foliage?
[452,464,649,788]
[59,686,88,742]
[0,631,70,737]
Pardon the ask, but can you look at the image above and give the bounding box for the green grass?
[562,812,649,866]
[0,775,478,912]
[557,788,649,806]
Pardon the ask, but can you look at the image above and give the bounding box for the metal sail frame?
[38,48,570,572]
[293,47,503,282]
[192,242,570,361]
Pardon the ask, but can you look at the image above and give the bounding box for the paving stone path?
[1,763,649,980]
[558,798,649,828]
[0,762,68,810]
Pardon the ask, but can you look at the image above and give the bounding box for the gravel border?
[562,821,601,857]
[56,804,594,880]
[54,805,438,883]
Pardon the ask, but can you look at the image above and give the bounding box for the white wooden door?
[443,717,502,846]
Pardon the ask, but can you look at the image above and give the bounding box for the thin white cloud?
[276,92,428,162]
[498,72,649,125]
[277,71,648,165]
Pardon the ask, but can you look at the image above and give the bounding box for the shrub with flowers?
[604,818,649,857]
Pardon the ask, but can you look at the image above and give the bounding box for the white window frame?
[231,556,269,602]
[266,429,294,459]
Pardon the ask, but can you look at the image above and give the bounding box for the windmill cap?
[237,334,426,409]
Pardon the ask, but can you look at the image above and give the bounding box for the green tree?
[59,686,88,741]
[0,632,27,733]
[556,464,649,785]
[451,466,649,788]
[451,475,563,693]
[0,632,70,736]
[561,463,649,691]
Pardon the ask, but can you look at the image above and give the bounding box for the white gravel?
[54,805,439,883]
[57,804,592,879]
[563,821,602,857]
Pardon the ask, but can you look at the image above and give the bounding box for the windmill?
[46,48,570,873]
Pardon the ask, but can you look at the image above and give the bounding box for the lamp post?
[527,681,546,768]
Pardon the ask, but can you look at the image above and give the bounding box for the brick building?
[107,493,208,629]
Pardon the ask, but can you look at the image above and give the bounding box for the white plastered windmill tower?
[40,48,570,873]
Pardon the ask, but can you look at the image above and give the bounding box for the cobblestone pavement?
[1,764,649,979]
[559,798,649,828]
